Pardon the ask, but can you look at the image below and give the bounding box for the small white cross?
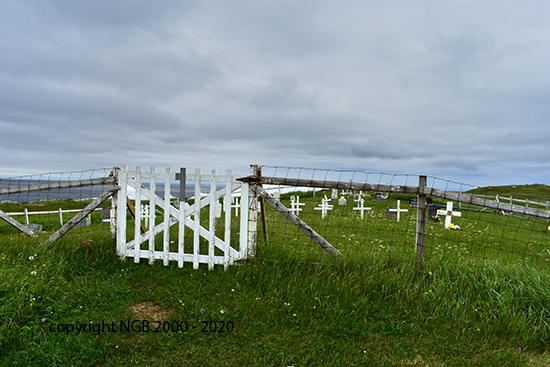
[353,198,372,219]
[289,195,306,216]
[314,195,334,218]
[232,197,240,217]
[437,202,462,228]
[388,200,408,221]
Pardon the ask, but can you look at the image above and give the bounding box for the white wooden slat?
[208,169,217,270]
[193,168,201,269]
[178,200,186,268]
[126,217,178,250]
[134,166,142,264]
[148,167,157,265]
[121,166,247,269]
[126,250,230,265]
[224,169,233,269]
[125,177,240,221]
[117,166,128,257]
[163,167,171,266]
[125,170,241,259]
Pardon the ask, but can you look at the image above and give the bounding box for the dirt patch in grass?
[131,302,171,321]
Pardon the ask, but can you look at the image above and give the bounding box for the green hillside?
[466,183,550,202]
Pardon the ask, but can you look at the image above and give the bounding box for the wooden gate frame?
[115,165,257,270]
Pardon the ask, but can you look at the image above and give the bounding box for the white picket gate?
[114,166,257,270]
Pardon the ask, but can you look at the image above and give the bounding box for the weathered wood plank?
[251,184,341,257]
[43,184,119,245]
[423,188,550,220]
[0,209,36,236]
[248,176,550,221]
[253,176,420,195]
[415,176,427,270]
[0,177,116,195]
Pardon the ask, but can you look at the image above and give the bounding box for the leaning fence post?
[416,175,427,270]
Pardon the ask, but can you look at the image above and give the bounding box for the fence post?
[247,165,259,257]
[416,175,427,270]
[116,166,128,257]
[257,165,269,245]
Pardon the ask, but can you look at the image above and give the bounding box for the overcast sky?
[1,1,549,186]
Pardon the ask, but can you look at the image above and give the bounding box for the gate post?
[116,166,128,257]
[247,165,259,257]
[415,175,427,270]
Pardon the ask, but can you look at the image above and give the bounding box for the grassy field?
[1,187,550,366]
[466,183,550,202]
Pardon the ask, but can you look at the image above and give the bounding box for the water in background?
[0,180,227,204]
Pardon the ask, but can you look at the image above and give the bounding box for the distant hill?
[466,183,550,202]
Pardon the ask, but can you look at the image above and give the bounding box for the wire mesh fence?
[1,165,549,272]
[0,168,116,236]
[257,165,550,270]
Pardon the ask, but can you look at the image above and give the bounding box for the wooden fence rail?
[255,176,550,221]
[0,177,116,196]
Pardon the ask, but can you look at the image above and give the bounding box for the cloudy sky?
[1,0,549,186]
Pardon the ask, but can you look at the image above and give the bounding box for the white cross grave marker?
[215,200,222,218]
[140,204,150,228]
[437,202,462,229]
[289,195,306,216]
[388,200,408,221]
[353,198,372,219]
[232,197,240,217]
[314,195,334,218]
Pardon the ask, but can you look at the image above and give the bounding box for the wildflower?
[200,308,205,313]
[220,309,226,314]
[231,288,235,292]
[29,256,34,261]
[30,271,37,276]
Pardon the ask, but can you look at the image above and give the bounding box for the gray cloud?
[0,1,549,185]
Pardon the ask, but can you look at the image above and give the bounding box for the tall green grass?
[1,194,550,365]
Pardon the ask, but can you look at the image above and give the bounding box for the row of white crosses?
[283,190,462,228]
